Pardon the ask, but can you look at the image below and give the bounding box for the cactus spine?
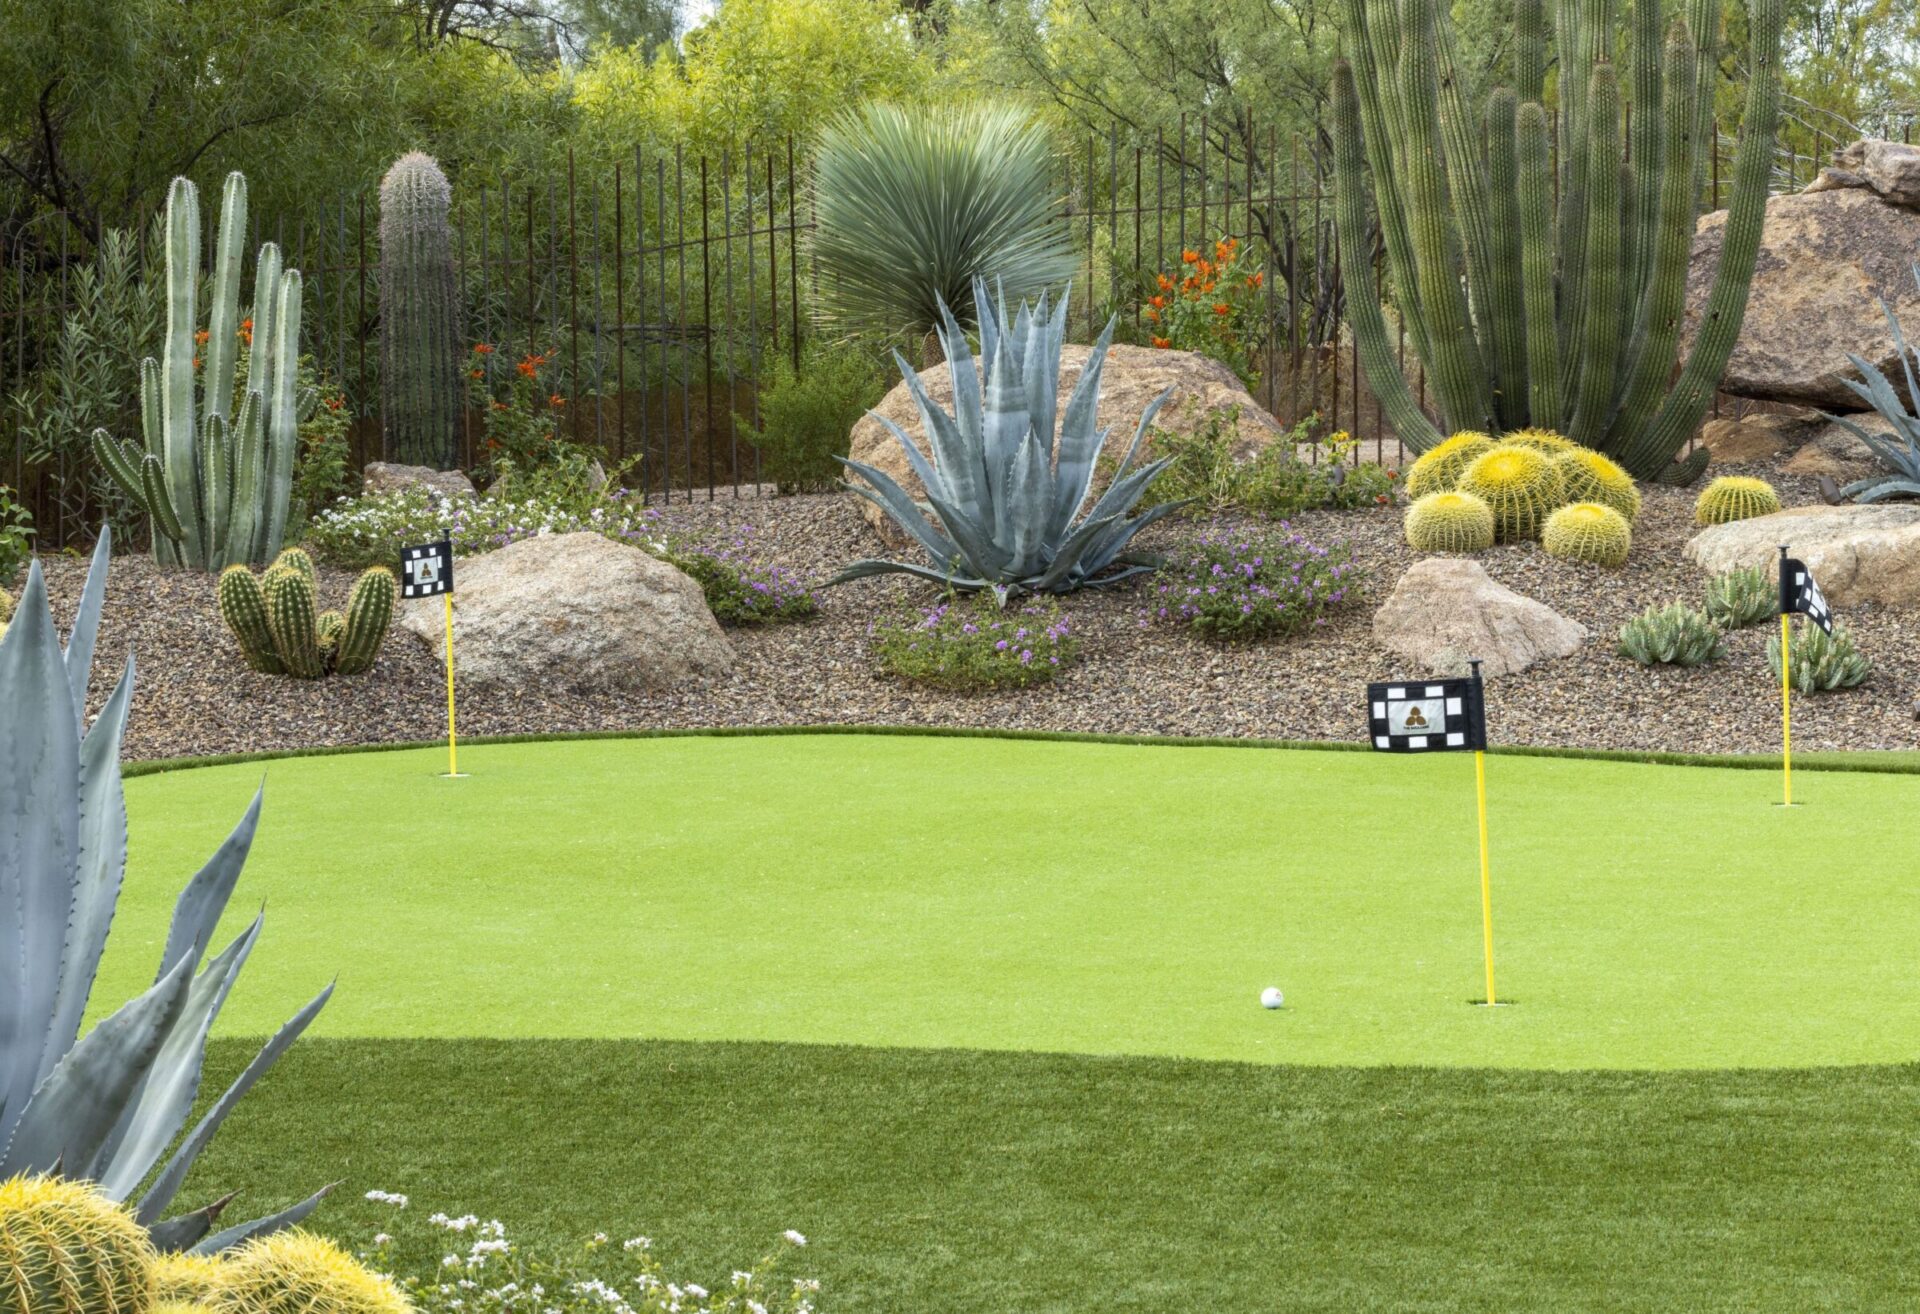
[379,153,465,469]
[0,1175,156,1314]
[214,1230,409,1314]
[216,549,395,679]
[93,173,308,569]
[1331,0,1783,478]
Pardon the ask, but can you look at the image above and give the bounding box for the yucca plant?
[812,102,1078,357]
[1832,262,1920,503]
[832,281,1181,600]
[0,529,333,1253]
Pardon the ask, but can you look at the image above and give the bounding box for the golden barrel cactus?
[1457,444,1567,541]
[1542,502,1633,566]
[1498,427,1579,457]
[0,1176,155,1314]
[1695,475,1782,525]
[153,1254,228,1308]
[1550,449,1642,522]
[211,1231,409,1314]
[1404,491,1497,553]
[1404,431,1495,497]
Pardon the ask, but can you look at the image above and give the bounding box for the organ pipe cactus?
[93,173,310,569]
[0,529,334,1252]
[379,153,465,469]
[831,280,1182,599]
[218,549,396,678]
[1330,0,1784,480]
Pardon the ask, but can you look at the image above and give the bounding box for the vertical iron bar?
[786,135,801,371]
[700,155,715,499]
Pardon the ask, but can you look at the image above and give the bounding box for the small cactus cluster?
[1617,602,1725,667]
[1,1179,405,1314]
[1403,428,1641,553]
[0,1176,155,1314]
[1703,565,1776,629]
[1404,491,1497,552]
[1695,475,1782,525]
[1541,501,1632,566]
[1770,621,1870,692]
[218,547,395,678]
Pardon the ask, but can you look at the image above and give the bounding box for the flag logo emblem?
[400,539,454,599]
[1367,678,1487,752]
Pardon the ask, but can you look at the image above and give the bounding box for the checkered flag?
[1367,674,1487,753]
[1778,552,1833,635]
[400,539,454,599]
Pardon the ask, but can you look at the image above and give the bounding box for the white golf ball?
[1260,987,1285,1010]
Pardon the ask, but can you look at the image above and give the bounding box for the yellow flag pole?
[1475,748,1496,1006]
[1779,611,1791,807]
[443,591,459,777]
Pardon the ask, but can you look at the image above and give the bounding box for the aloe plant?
[1832,262,1920,503]
[0,529,333,1253]
[831,281,1182,599]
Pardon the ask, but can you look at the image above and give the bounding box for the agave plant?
[1832,263,1920,503]
[832,281,1182,599]
[0,528,333,1253]
[812,102,1078,351]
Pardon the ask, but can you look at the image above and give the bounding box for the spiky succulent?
[832,281,1180,598]
[1542,501,1632,566]
[1617,602,1724,667]
[1832,262,1920,503]
[1703,564,1775,629]
[0,531,334,1253]
[1404,432,1494,498]
[1457,444,1566,541]
[215,1231,409,1314]
[0,1175,155,1314]
[1551,449,1642,521]
[1770,620,1869,691]
[218,550,394,678]
[1694,475,1781,525]
[1404,490,1496,552]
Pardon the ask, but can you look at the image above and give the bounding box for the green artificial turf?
[111,734,1918,1070]
[190,1037,1920,1313]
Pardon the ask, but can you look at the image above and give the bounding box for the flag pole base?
[440,772,469,780]
[1469,1000,1515,1008]
[1770,800,1801,808]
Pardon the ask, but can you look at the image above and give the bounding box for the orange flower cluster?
[1141,235,1264,389]
[516,352,550,379]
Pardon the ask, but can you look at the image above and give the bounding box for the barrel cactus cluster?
[1,1177,403,1314]
[379,152,465,470]
[1695,475,1782,525]
[93,173,311,569]
[218,548,395,678]
[1403,429,1641,556]
[1330,0,1783,480]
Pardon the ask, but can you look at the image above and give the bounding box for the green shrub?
[1144,409,1397,518]
[1147,527,1362,641]
[0,486,33,587]
[667,526,816,625]
[1617,603,1724,667]
[1769,621,1870,691]
[872,593,1077,690]
[739,342,886,493]
[1703,565,1775,629]
[289,387,354,530]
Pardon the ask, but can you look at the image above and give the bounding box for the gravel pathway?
[33,457,1920,763]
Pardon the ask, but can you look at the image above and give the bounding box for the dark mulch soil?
[31,456,1920,763]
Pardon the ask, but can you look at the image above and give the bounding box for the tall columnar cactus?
[1330,0,1783,480]
[217,549,396,679]
[94,173,310,568]
[379,152,465,469]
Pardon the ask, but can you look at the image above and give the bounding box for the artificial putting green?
[110,734,1918,1070]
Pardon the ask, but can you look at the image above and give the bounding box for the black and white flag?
[1367,676,1487,753]
[1778,554,1833,635]
[400,539,454,599]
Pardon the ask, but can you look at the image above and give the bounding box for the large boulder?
[1830,139,1920,209]
[1680,186,1920,410]
[400,532,732,692]
[1372,559,1587,677]
[364,462,477,500]
[1685,504,1920,608]
[1781,417,1897,483]
[1698,412,1821,465]
[846,344,1284,541]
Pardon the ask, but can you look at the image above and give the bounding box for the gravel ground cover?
[35,460,1920,762]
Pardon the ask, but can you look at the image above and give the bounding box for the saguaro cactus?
[1330,0,1783,480]
[94,172,309,567]
[379,152,465,469]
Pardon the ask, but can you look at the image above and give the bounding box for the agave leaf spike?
[62,529,112,718]
[190,1183,338,1256]
[893,356,982,513]
[936,298,984,450]
[1050,318,1117,535]
[826,559,995,590]
[1007,432,1052,576]
[838,461,963,563]
[871,402,952,509]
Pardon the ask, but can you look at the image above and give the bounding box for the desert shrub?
[1703,565,1776,629]
[0,486,33,586]
[740,341,886,493]
[289,387,354,530]
[872,593,1076,690]
[1145,409,1397,518]
[1146,527,1361,641]
[1769,621,1870,691]
[1617,603,1725,667]
[304,487,665,569]
[1143,236,1266,387]
[363,1195,821,1314]
[667,525,817,624]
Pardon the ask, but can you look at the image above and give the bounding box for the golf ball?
[1260,987,1284,1010]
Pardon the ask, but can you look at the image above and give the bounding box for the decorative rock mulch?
[32,457,1920,763]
